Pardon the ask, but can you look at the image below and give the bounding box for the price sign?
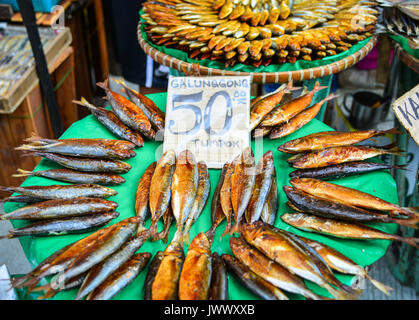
[163,76,251,168]
[392,84,419,147]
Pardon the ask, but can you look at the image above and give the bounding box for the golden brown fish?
[135,162,156,231]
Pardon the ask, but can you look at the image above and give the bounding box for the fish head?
[241,221,264,241]
[159,149,176,166]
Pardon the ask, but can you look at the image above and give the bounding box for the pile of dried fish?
[376,0,419,49]
[10,217,152,300]
[281,177,419,248]
[141,0,378,67]
[213,148,278,236]
[277,128,404,180]
[74,78,165,147]
[224,222,364,299]
[134,149,210,243]
[250,81,334,139]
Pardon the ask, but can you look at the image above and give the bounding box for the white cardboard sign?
[163,76,251,168]
[392,84,419,147]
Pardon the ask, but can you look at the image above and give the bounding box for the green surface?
[7,92,398,300]
[388,34,419,59]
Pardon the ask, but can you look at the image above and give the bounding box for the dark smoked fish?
[0,184,117,200]
[289,161,405,180]
[0,197,118,220]
[220,162,234,237]
[283,186,418,227]
[17,136,136,160]
[209,252,228,300]
[209,163,228,237]
[135,162,156,231]
[260,165,278,225]
[0,211,119,239]
[13,168,126,185]
[25,152,132,174]
[86,252,151,300]
[73,98,144,147]
[144,251,164,300]
[222,253,288,300]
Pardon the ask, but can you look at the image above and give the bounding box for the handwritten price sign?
[163,76,251,168]
[392,84,419,147]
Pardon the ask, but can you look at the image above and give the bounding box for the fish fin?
[36,288,57,300]
[399,207,419,218]
[12,168,33,178]
[96,79,109,90]
[364,273,393,296]
[182,231,190,245]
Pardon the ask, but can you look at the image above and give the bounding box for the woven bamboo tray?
[138,22,378,83]
[393,41,419,74]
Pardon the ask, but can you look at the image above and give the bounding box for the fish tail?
[320,93,339,104]
[399,236,419,249]
[364,273,393,296]
[221,222,232,238]
[96,79,109,90]
[391,216,419,229]
[0,234,12,240]
[312,81,329,93]
[148,220,160,241]
[381,143,405,156]
[379,128,402,136]
[72,98,99,111]
[36,288,57,300]
[229,220,241,235]
[0,186,17,193]
[324,283,356,300]
[14,144,37,152]
[12,168,33,178]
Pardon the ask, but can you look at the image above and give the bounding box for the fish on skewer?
[277,128,401,154]
[135,162,156,232]
[0,184,117,200]
[13,168,126,186]
[287,143,404,169]
[230,236,324,300]
[0,197,118,221]
[230,147,256,234]
[86,252,151,300]
[73,98,144,148]
[283,186,418,228]
[16,136,136,160]
[245,151,274,223]
[22,151,132,174]
[281,212,419,249]
[288,161,406,180]
[269,94,338,139]
[182,161,211,244]
[75,230,150,300]
[296,234,393,296]
[96,79,154,139]
[209,252,228,300]
[149,150,176,237]
[222,253,288,300]
[171,149,199,236]
[289,177,419,219]
[240,222,358,300]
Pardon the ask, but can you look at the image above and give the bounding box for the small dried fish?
[222,253,288,300]
[73,98,144,148]
[0,197,118,220]
[0,211,119,239]
[149,150,176,237]
[289,161,405,180]
[287,143,404,169]
[209,163,228,236]
[0,184,117,200]
[277,128,401,154]
[25,152,132,174]
[281,212,419,249]
[209,252,228,300]
[144,251,164,300]
[135,162,157,230]
[220,162,235,237]
[179,232,212,300]
[16,136,136,160]
[245,151,274,223]
[260,164,278,225]
[86,252,151,300]
[13,168,126,186]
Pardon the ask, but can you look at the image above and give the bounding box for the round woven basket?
[138,22,378,83]
[393,41,419,74]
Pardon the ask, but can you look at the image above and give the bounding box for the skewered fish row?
[141,0,378,67]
